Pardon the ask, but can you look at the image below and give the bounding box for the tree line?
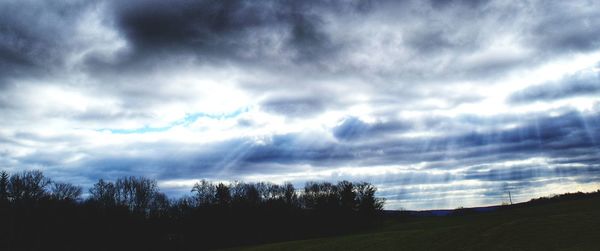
[0,170,384,250]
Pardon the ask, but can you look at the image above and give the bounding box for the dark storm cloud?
[105,0,361,67]
[90,0,522,81]
[1,0,594,118]
[2,0,599,82]
[509,71,600,103]
[0,0,90,83]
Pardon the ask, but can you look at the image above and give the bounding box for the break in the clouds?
[1,0,600,209]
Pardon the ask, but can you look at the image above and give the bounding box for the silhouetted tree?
[149,192,170,217]
[131,177,158,213]
[0,171,8,203]
[231,181,260,207]
[51,182,82,201]
[282,182,298,207]
[255,182,269,201]
[170,195,196,219]
[215,183,231,206]
[192,179,216,206]
[94,176,160,214]
[2,170,388,250]
[302,181,318,209]
[8,170,51,202]
[89,179,117,207]
[303,181,340,211]
[355,182,384,215]
[338,180,356,211]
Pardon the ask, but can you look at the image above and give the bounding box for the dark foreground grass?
[224,195,600,251]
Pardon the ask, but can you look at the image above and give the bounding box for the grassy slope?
[224,196,600,251]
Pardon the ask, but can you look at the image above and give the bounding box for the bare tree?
[132,177,158,213]
[113,176,159,213]
[51,182,83,201]
[266,183,286,202]
[192,179,216,206]
[255,182,269,201]
[115,177,134,209]
[282,182,298,207]
[89,179,117,207]
[230,182,260,207]
[91,177,162,214]
[149,192,170,217]
[8,170,51,202]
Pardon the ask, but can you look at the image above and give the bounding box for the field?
[225,194,600,251]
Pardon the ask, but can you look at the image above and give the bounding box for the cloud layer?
[1,0,599,209]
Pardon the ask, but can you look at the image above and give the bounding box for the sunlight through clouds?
[1,0,599,209]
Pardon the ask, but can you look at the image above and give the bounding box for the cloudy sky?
[1,0,600,209]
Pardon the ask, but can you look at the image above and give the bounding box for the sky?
[1,0,600,210]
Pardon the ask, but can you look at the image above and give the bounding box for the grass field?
[224,195,600,251]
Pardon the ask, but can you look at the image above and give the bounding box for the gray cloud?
[57,109,598,177]
[98,0,357,70]
[0,0,92,83]
[531,2,600,53]
[509,70,600,103]
[260,96,327,117]
[333,117,412,141]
